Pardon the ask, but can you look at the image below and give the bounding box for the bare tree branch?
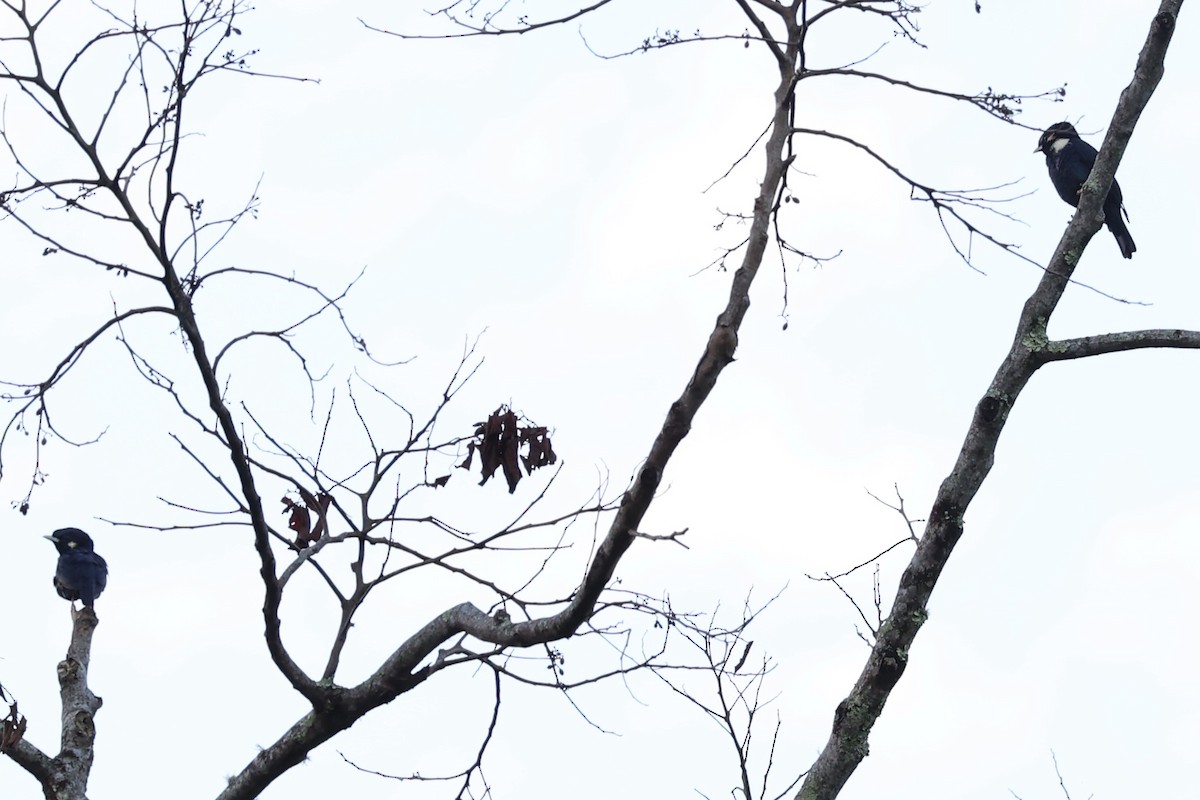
[5,609,102,799]
[735,0,786,66]
[360,0,619,39]
[797,68,1064,128]
[215,7,808,795]
[794,5,1184,798]
[1039,328,1200,361]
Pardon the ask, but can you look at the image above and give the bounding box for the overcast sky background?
[2,1,1199,798]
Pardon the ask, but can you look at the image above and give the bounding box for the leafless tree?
[0,1,1192,799]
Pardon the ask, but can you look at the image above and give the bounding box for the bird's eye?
[67,541,77,548]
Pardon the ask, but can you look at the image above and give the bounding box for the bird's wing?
[1049,140,1098,207]
[93,553,108,593]
[1064,139,1130,222]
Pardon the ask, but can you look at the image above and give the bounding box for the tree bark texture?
[6,609,102,800]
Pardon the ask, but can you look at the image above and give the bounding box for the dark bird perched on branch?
[1036,122,1136,259]
[45,528,108,608]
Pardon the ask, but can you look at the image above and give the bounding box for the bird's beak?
[44,534,57,542]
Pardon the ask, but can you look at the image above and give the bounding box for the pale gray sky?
[2,1,1198,798]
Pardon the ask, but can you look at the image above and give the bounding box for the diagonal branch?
[216,14,805,799]
[794,4,1183,799]
[748,0,787,13]
[3,737,53,794]
[735,0,787,66]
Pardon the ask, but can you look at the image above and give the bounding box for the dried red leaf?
[461,406,556,494]
[281,491,331,548]
[305,491,332,544]
[520,426,557,473]
[457,440,477,471]
[282,496,310,539]
[0,703,26,752]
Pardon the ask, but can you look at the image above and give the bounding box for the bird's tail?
[1108,214,1136,260]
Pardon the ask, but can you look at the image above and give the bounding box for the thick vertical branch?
[4,611,103,800]
[51,610,102,800]
[794,4,1182,799]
